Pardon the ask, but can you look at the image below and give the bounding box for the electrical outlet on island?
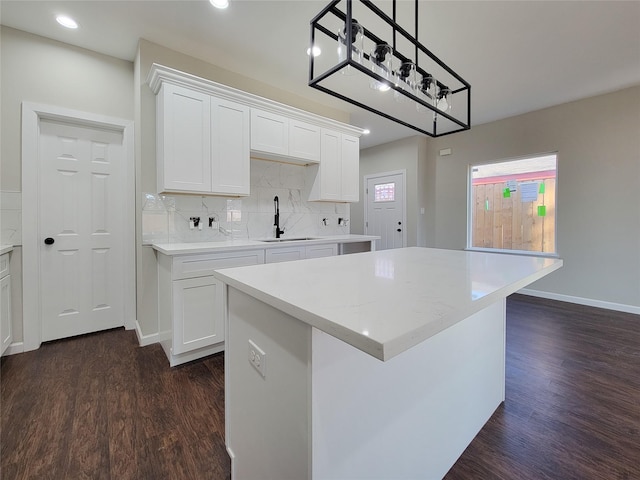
[248,339,266,378]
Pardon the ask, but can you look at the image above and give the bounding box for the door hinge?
[365,221,368,227]
[366,188,368,195]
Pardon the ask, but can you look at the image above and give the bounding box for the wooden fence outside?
[471,178,556,253]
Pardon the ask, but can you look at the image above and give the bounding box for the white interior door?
[365,171,406,250]
[38,119,125,341]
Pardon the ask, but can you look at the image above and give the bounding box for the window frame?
[466,153,559,258]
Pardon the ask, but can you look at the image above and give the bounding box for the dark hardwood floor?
[445,294,640,480]
[0,329,230,480]
[1,294,639,479]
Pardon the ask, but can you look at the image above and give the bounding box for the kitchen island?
[213,247,562,479]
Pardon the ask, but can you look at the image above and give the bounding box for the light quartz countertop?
[151,235,379,255]
[213,247,563,361]
[0,245,13,255]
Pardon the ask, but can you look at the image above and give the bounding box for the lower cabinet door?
[172,275,223,354]
[0,274,11,356]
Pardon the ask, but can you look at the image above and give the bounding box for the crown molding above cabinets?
[147,64,364,137]
[147,64,363,201]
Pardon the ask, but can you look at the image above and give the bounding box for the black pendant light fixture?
[309,0,471,137]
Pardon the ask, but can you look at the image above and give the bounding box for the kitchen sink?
[258,237,321,243]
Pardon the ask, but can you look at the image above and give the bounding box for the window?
[469,154,557,255]
[374,182,395,202]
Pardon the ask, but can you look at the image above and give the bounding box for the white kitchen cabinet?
[266,244,338,263]
[157,249,265,366]
[0,253,11,356]
[340,134,360,202]
[266,246,306,264]
[157,83,250,196]
[289,120,321,162]
[308,130,360,202]
[211,99,250,195]
[250,109,289,156]
[157,83,212,193]
[251,108,321,164]
[306,243,338,258]
[172,275,223,355]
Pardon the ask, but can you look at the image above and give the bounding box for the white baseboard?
[4,341,24,356]
[161,339,225,367]
[517,288,640,315]
[227,447,236,480]
[135,320,159,347]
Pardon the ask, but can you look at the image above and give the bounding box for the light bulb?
[394,61,416,103]
[437,87,452,113]
[415,74,436,113]
[56,15,78,29]
[209,0,229,9]
[369,43,393,92]
[307,46,321,57]
[338,19,364,75]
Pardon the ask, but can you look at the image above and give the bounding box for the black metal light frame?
[309,0,471,137]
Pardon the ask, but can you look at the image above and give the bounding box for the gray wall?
[427,86,640,309]
[358,86,639,310]
[351,135,430,248]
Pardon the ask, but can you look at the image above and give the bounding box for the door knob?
[397,228,402,232]
[44,237,55,245]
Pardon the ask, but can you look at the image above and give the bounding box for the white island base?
[225,287,506,480]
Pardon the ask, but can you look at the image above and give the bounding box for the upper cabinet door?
[289,120,321,163]
[340,134,360,202]
[308,130,360,203]
[319,129,341,201]
[211,99,250,196]
[250,109,289,156]
[158,84,212,193]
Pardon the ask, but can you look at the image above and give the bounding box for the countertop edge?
[214,252,563,362]
[381,259,563,361]
[215,269,387,359]
[151,235,380,256]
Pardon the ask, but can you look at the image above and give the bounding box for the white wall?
[0,27,134,191]
[427,86,639,310]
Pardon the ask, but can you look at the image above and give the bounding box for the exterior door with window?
[365,172,406,250]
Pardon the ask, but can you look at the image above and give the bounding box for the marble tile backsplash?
[142,159,351,245]
[0,191,22,245]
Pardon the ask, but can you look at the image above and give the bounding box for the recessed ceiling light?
[306,46,321,57]
[56,15,78,29]
[209,0,229,9]
[362,129,371,135]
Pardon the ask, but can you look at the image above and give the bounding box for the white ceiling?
[2,0,639,149]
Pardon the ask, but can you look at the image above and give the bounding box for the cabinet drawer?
[0,254,9,279]
[265,246,306,264]
[172,249,265,280]
[306,244,338,258]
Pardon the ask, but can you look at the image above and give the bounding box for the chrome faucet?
[274,196,285,238]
